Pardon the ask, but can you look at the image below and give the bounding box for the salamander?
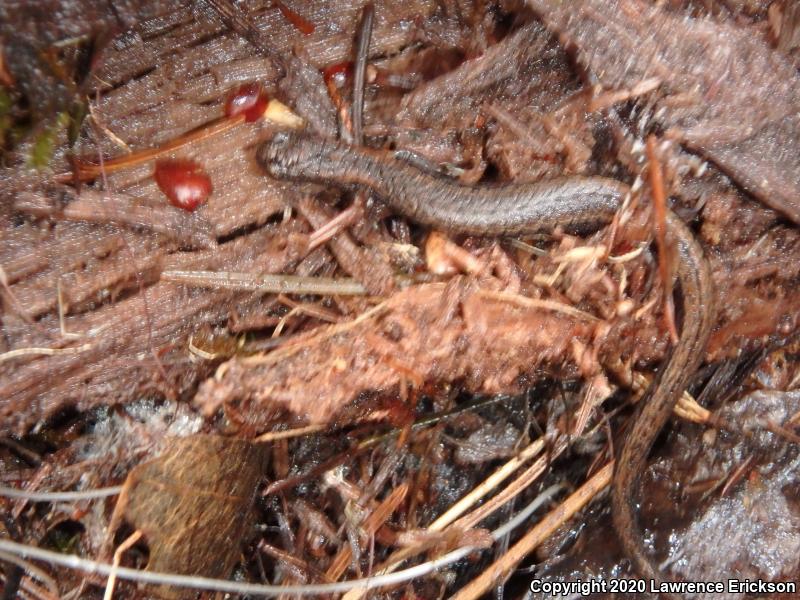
[257,130,716,593]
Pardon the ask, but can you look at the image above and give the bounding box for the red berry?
[321,61,353,84]
[154,159,212,212]
[224,83,269,122]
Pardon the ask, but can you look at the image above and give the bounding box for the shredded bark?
[0,223,310,434]
[195,279,595,429]
[530,0,800,224]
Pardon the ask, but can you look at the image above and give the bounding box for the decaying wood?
[530,0,800,224]
[0,0,798,440]
[0,0,439,433]
[194,279,596,429]
[0,222,309,434]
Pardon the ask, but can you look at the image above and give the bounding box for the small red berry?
[154,159,212,212]
[224,83,270,122]
[321,61,353,84]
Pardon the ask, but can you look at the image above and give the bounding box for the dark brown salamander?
[257,130,716,591]
[260,131,626,235]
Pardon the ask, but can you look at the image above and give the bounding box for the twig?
[340,485,562,600]
[428,439,545,531]
[0,343,92,364]
[187,335,220,361]
[719,455,755,498]
[507,239,548,257]
[240,297,392,367]
[0,263,35,324]
[646,134,679,343]
[57,281,82,340]
[352,3,374,145]
[87,101,131,152]
[255,424,325,443]
[674,390,711,424]
[326,483,407,581]
[346,437,561,599]
[272,305,300,338]
[276,295,341,324]
[0,485,123,502]
[632,372,709,424]
[0,438,41,466]
[450,462,613,600]
[307,202,364,251]
[0,550,59,598]
[354,395,511,450]
[162,270,368,296]
[0,488,558,598]
[448,436,567,534]
[607,243,646,263]
[475,289,600,322]
[16,575,61,600]
[588,77,662,112]
[103,530,142,600]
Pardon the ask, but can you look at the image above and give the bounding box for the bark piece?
[399,20,571,128]
[0,225,306,435]
[530,0,800,223]
[194,280,593,429]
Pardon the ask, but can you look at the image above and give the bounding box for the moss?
[27,110,70,170]
[0,87,11,149]
[67,98,87,146]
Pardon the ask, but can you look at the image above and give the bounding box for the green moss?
[68,98,87,146]
[27,110,70,170]
[43,524,82,554]
[0,87,11,147]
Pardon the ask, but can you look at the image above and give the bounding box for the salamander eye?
[270,131,292,149]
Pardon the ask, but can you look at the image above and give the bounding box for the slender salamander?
[257,130,716,593]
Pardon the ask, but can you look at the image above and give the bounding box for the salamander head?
[257,130,323,181]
